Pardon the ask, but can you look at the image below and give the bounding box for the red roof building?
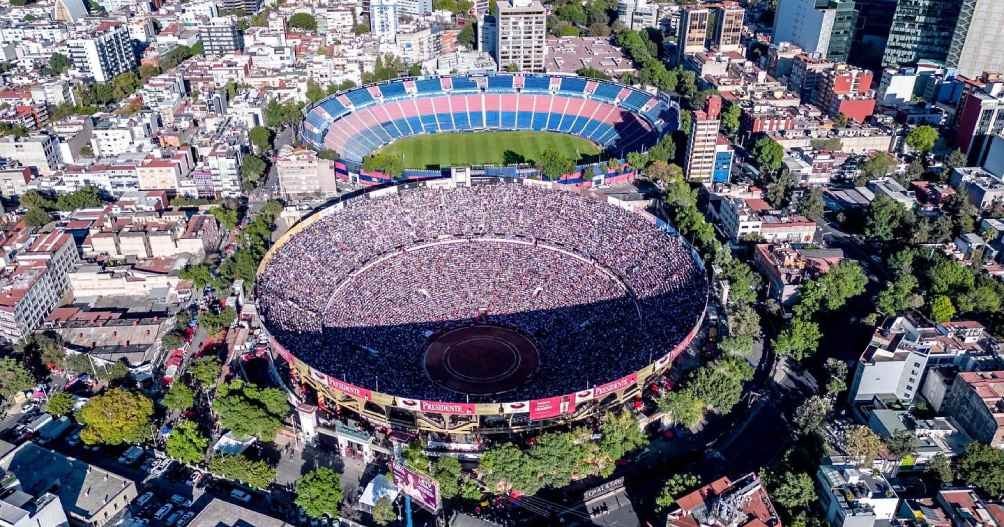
[667,473,781,527]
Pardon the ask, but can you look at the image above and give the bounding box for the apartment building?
[495,0,547,73]
[685,95,721,184]
[67,21,137,83]
[199,17,244,56]
[0,134,60,176]
[941,371,1004,447]
[276,146,337,200]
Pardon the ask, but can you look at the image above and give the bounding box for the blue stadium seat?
[558,115,575,133]
[421,114,439,132]
[546,112,562,130]
[451,76,479,92]
[392,119,411,137]
[405,117,422,134]
[383,122,402,139]
[416,78,443,94]
[516,110,532,128]
[581,119,601,139]
[371,123,393,144]
[454,111,470,129]
[487,75,514,91]
[501,111,517,128]
[305,111,328,130]
[437,113,454,131]
[622,91,650,111]
[486,110,500,127]
[346,89,374,108]
[569,114,590,135]
[380,81,408,100]
[522,75,551,92]
[558,77,587,95]
[592,83,620,102]
[321,99,349,119]
[470,111,484,128]
[531,112,547,131]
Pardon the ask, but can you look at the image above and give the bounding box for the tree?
[752,136,784,174]
[372,496,396,525]
[656,473,700,511]
[287,13,318,31]
[77,389,154,445]
[166,419,209,465]
[249,126,272,153]
[945,149,967,171]
[793,395,831,436]
[657,391,705,428]
[24,207,50,227]
[927,453,954,486]
[433,456,463,500]
[906,125,938,153]
[771,472,816,510]
[209,454,276,489]
[0,358,33,403]
[318,149,339,161]
[824,358,848,396]
[864,195,909,241]
[189,356,222,387]
[773,318,822,361]
[845,425,883,465]
[575,67,611,80]
[929,295,956,322]
[209,206,238,231]
[295,468,343,519]
[885,430,917,459]
[45,392,75,416]
[458,23,476,49]
[212,379,290,440]
[720,102,741,136]
[858,152,897,181]
[200,307,236,334]
[479,443,540,494]
[928,260,974,296]
[793,261,867,317]
[598,411,646,461]
[876,274,922,316]
[687,357,752,413]
[535,148,575,180]
[958,443,1004,498]
[797,187,825,219]
[766,171,796,208]
[162,382,195,411]
[646,160,683,184]
[241,155,268,188]
[48,52,71,75]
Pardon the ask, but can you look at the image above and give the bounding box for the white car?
[229,489,252,503]
[153,504,173,521]
[177,511,195,526]
[169,495,192,508]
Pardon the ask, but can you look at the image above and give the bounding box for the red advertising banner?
[327,377,372,401]
[529,396,563,421]
[594,373,638,398]
[419,400,477,416]
[392,462,440,512]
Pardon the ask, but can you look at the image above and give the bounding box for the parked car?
[134,492,154,509]
[170,495,192,508]
[230,489,252,503]
[118,446,144,465]
[153,504,173,521]
[165,511,182,526]
[177,511,195,526]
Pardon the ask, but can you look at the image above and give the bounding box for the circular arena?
[299,74,679,166]
[257,178,707,434]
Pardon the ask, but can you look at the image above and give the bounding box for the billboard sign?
[327,377,372,401]
[392,462,440,512]
[594,373,638,398]
[420,400,477,416]
[529,396,562,420]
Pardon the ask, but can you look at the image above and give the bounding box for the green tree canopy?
[295,467,343,519]
[929,295,956,322]
[752,136,784,174]
[686,357,753,413]
[166,419,209,465]
[162,382,195,412]
[656,473,700,511]
[535,148,575,180]
[249,126,272,153]
[845,425,883,465]
[48,52,71,74]
[657,391,705,428]
[864,194,910,241]
[0,358,33,403]
[45,392,75,416]
[209,205,239,230]
[372,496,396,525]
[23,208,51,227]
[287,13,318,31]
[209,454,276,489]
[793,395,832,436]
[858,151,898,182]
[241,154,268,189]
[77,389,153,445]
[719,102,741,136]
[906,125,938,153]
[212,379,290,441]
[958,443,1004,498]
[189,356,222,387]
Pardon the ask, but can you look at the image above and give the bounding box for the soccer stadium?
[299,73,678,175]
[257,177,708,436]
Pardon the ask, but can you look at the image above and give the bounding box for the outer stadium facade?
[257,176,708,436]
[299,73,679,186]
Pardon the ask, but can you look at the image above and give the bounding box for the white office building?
[67,21,137,83]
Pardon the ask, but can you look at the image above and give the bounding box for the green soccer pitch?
[373,131,602,169]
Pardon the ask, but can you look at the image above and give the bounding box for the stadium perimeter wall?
[257,177,707,435]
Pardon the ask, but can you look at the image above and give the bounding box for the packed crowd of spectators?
[257,181,707,402]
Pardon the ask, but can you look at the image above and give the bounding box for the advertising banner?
[501,401,529,414]
[419,400,477,416]
[392,462,440,513]
[594,373,638,398]
[529,396,563,421]
[327,377,372,401]
[575,388,594,404]
[395,398,421,411]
